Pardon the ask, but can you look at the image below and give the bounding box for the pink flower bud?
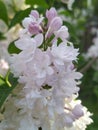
[28,22,42,35]
[46,17,62,38]
[30,10,39,19]
[72,104,84,119]
[46,7,57,21]
[46,7,57,27]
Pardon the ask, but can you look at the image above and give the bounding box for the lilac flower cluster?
[0,8,93,130]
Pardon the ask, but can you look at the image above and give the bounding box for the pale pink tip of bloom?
[46,7,57,21]
[28,22,42,35]
[46,17,62,38]
[50,17,62,30]
[30,10,39,19]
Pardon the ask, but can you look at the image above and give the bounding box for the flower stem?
[80,57,97,73]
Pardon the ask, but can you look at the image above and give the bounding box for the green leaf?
[8,40,21,54]
[59,10,73,17]
[0,1,8,25]
[0,76,5,86]
[77,55,87,70]
[9,7,32,28]
[94,86,98,98]
[0,73,18,108]
[25,0,48,8]
[93,71,98,83]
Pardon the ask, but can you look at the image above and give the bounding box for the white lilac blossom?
[0,7,93,130]
[0,92,93,130]
[61,0,75,10]
[64,95,93,130]
[51,42,79,65]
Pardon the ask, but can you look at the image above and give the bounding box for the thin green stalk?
[5,69,11,87]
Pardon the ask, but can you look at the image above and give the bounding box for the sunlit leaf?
[25,0,48,8]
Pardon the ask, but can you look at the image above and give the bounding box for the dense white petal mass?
[51,42,79,65]
[0,7,92,130]
[15,33,43,51]
[15,36,36,50]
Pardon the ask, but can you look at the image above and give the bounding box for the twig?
[80,57,97,73]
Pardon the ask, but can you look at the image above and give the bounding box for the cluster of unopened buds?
[0,7,93,130]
